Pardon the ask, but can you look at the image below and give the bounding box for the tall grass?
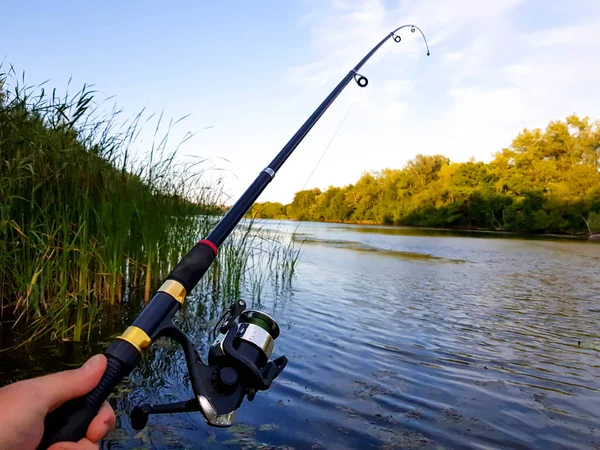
[0,67,299,345]
[198,219,301,303]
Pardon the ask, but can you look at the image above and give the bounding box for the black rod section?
[354,33,393,72]
[206,71,354,248]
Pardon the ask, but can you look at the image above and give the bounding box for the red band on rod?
[198,239,218,255]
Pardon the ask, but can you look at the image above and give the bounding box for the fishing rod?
[39,24,430,448]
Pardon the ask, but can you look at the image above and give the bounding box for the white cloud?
[526,22,600,48]
[505,64,531,76]
[383,79,414,94]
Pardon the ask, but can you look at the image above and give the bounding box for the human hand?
[0,354,116,450]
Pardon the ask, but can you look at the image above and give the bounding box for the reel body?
[131,300,287,429]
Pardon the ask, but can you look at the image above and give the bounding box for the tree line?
[249,115,600,235]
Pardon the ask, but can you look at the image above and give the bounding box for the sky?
[2,0,600,204]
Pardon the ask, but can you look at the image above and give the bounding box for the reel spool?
[131,300,287,429]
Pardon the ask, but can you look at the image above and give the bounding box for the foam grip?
[37,353,133,449]
[167,241,217,292]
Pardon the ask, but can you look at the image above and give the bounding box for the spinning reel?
[130,300,287,429]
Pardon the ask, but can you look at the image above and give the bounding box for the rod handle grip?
[37,352,133,449]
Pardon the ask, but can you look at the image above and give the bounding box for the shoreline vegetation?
[0,68,298,345]
[250,115,600,240]
[282,218,600,241]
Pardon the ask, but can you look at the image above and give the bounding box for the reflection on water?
[293,235,466,262]
[1,221,599,449]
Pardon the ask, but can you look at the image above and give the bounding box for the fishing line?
[300,99,356,192]
[287,98,357,243]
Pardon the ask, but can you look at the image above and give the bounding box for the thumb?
[31,354,107,413]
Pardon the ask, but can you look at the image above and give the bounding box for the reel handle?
[37,341,141,449]
[131,399,200,430]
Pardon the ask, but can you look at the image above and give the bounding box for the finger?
[27,354,107,413]
[86,401,116,443]
[48,437,99,450]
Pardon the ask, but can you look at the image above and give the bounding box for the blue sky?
[2,0,600,204]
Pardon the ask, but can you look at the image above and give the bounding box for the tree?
[287,188,322,221]
[250,115,599,235]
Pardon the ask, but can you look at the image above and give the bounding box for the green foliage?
[251,115,600,235]
[248,201,288,219]
[0,68,297,344]
[288,188,322,221]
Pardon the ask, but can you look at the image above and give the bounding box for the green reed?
[0,67,298,345]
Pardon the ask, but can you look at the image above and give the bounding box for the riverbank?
[262,217,598,241]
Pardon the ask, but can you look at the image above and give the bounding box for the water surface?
[1,222,599,449]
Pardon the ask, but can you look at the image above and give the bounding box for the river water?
[2,221,599,449]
